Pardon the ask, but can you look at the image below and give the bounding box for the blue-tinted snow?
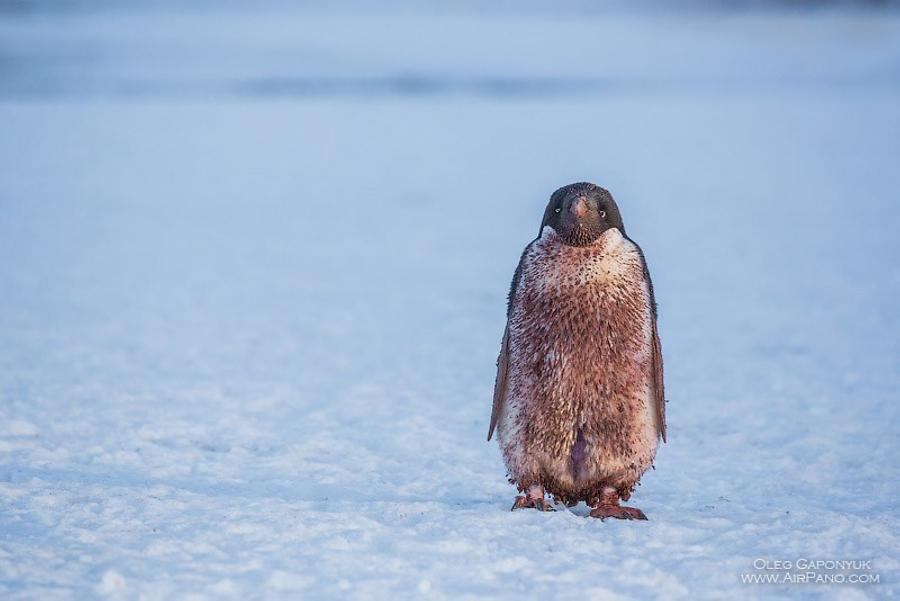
[0,4,898,600]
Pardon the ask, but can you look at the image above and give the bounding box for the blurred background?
[1,1,898,599]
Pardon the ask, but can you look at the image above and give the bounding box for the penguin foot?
[511,496,555,512]
[510,484,555,512]
[589,488,647,520]
[589,504,647,520]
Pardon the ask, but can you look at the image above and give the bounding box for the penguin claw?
[511,495,528,511]
[535,498,556,512]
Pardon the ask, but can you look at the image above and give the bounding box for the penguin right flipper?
[487,323,510,441]
[488,244,532,442]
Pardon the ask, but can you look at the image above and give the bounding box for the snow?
[1,4,899,599]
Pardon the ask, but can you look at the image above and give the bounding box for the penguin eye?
[554,207,561,214]
[599,210,607,219]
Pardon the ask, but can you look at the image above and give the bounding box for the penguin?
[488,182,666,520]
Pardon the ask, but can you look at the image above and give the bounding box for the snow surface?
[1,4,899,600]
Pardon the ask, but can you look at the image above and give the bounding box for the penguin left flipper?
[651,316,666,443]
[633,238,666,444]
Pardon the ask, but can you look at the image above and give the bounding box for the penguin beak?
[569,196,589,219]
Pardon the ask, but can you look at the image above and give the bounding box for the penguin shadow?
[561,502,594,518]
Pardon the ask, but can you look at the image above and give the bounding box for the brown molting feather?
[492,226,663,504]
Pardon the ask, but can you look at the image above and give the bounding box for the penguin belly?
[497,227,659,505]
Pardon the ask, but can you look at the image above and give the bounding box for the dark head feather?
[540,182,625,245]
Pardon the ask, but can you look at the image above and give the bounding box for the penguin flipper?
[487,323,510,441]
[651,314,666,443]
[489,244,532,442]
[631,236,666,444]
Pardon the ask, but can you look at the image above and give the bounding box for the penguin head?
[540,182,625,246]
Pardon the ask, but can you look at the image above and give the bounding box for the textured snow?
[1,4,899,600]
